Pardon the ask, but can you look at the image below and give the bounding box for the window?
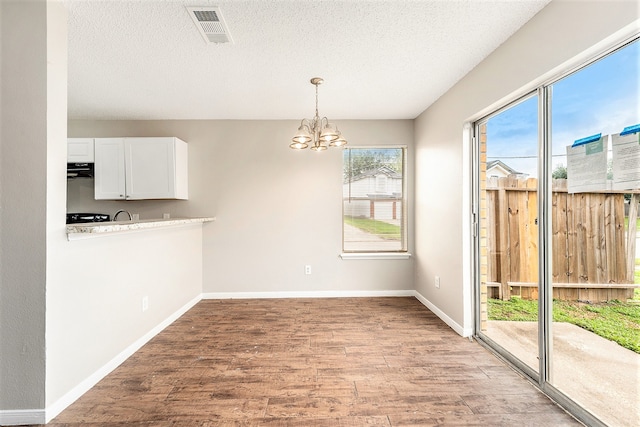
[375,175,388,193]
[342,147,407,253]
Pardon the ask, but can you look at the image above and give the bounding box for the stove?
[66,213,110,224]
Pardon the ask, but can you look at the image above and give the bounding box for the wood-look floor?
[42,298,581,426]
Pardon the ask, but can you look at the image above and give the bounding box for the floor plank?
[40,298,581,426]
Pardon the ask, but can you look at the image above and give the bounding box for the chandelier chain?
[315,83,319,118]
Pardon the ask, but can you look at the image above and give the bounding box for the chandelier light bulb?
[290,141,308,149]
[331,134,347,147]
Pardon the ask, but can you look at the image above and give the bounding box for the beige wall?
[0,0,48,412]
[414,0,639,333]
[67,119,416,295]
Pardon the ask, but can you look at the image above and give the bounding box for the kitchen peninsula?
[67,217,215,240]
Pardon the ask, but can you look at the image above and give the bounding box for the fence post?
[627,194,639,282]
[498,178,511,300]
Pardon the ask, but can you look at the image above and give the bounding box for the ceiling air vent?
[186,6,233,44]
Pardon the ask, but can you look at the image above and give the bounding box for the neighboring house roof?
[345,166,401,183]
[486,160,523,177]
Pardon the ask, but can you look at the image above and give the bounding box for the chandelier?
[290,77,347,151]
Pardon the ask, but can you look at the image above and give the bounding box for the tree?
[343,148,402,181]
[552,164,567,179]
[552,160,613,179]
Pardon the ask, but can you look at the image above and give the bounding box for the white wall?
[414,0,639,333]
[43,0,69,409]
[46,226,204,411]
[0,0,48,413]
[67,119,415,295]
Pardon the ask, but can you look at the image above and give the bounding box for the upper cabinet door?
[124,137,188,200]
[67,138,94,162]
[94,138,126,200]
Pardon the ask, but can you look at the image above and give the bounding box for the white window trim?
[340,252,412,260]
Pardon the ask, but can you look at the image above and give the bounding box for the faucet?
[113,209,132,222]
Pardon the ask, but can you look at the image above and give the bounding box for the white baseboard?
[0,409,46,426]
[202,289,416,299]
[414,291,473,337]
[44,294,202,423]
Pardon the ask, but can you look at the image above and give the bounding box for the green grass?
[489,297,539,322]
[344,217,400,240]
[624,216,640,231]
[488,297,640,353]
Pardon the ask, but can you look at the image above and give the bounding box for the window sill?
[340,252,412,260]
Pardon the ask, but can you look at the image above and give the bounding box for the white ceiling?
[65,0,551,121]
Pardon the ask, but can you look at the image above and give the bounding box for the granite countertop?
[67,217,215,240]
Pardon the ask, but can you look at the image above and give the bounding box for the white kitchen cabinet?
[67,138,94,162]
[94,138,126,200]
[94,137,188,200]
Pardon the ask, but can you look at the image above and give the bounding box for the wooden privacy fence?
[484,176,639,302]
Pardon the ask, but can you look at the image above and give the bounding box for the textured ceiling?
[65,0,551,120]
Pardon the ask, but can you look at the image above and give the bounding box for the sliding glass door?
[546,39,640,427]
[476,93,540,377]
[474,38,639,427]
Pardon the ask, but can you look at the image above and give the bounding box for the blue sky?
[486,40,639,177]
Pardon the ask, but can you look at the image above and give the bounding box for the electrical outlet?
[305,265,311,275]
[435,276,441,289]
[142,296,149,312]
[163,213,170,219]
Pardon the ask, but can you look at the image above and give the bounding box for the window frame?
[340,145,409,259]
